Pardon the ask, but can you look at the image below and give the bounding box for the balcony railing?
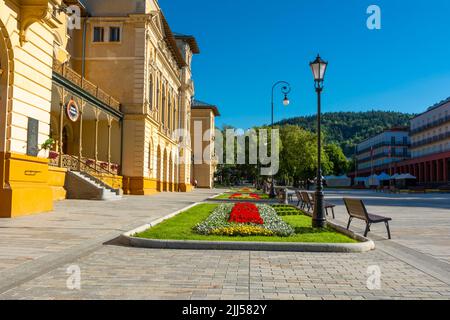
[49,153,120,176]
[53,61,121,111]
[357,141,410,155]
[358,152,411,164]
[411,131,450,149]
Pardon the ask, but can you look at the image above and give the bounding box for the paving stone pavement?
[0,189,221,293]
[1,246,449,300]
[324,190,450,265]
[0,189,450,300]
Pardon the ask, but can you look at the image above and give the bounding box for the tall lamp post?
[309,54,328,228]
[269,81,291,198]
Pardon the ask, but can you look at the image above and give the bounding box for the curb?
[119,202,375,253]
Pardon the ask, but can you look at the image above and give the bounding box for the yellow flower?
[211,225,274,237]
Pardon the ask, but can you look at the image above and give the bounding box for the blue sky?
[161,0,450,129]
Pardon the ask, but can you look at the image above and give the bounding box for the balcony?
[53,61,121,111]
[411,115,450,135]
[411,132,450,149]
[357,141,410,155]
[358,152,411,164]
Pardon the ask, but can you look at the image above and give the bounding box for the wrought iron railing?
[53,61,121,111]
[49,153,120,176]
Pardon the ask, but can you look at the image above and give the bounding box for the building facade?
[395,98,450,185]
[1,0,73,217]
[356,128,410,175]
[1,0,215,218]
[69,0,199,194]
[191,100,220,189]
[352,98,450,186]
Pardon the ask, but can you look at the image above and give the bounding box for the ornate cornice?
[18,0,64,45]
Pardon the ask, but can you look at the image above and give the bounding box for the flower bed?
[194,203,294,237]
[229,193,264,200]
[217,192,269,200]
[229,203,263,224]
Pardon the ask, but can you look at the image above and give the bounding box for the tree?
[277,125,332,187]
[325,143,350,175]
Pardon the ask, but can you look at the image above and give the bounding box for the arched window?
[168,92,172,131]
[149,74,153,109]
[148,139,153,173]
[156,77,160,110]
[162,82,166,127]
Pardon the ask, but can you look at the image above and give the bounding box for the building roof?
[357,126,409,146]
[192,100,220,116]
[160,15,187,68]
[413,96,450,119]
[173,33,200,54]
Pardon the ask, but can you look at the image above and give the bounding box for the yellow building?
[1,0,211,218]
[0,0,74,217]
[191,100,220,189]
[69,0,200,195]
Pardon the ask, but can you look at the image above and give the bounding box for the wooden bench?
[343,198,392,239]
[300,191,336,219]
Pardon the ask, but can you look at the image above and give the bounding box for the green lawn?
[135,203,356,243]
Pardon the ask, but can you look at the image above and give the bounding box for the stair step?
[66,171,122,201]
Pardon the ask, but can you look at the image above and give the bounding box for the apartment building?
[356,128,411,175]
[395,97,450,185]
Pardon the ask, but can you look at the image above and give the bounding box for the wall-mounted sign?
[26,118,39,157]
[66,99,80,122]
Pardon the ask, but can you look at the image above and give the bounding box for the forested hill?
[275,111,414,157]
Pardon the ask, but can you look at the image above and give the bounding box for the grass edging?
[119,202,375,253]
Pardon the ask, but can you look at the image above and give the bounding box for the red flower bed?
[230,193,260,200]
[228,203,264,225]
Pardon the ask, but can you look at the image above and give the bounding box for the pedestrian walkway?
[0,189,222,294]
[1,188,449,300]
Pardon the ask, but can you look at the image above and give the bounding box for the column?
[418,163,422,183]
[437,159,442,182]
[58,96,64,168]
[444,158,448,183]
[94,113,99,165]
[78,104,84,171]
[107,119,112,170]
[425,162,429,182]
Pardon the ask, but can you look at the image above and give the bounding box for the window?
[149,75,153,108]
[93,27,104,42]
[109,27,121,42]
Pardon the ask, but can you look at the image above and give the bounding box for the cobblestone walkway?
[1,246,449,300]
[0,189,449,300]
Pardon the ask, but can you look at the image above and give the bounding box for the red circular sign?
[66,99,80,122]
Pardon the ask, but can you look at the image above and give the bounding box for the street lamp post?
[269,81,291,199]
[309,54,328,228]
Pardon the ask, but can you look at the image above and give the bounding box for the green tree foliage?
[278,125,331,186]
[324,143,349,175]
[276,110,414,157]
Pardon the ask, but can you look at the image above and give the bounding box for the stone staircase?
[65,171,123,201]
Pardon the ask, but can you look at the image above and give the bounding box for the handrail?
[59,154,119,176]
[63,154,118,176]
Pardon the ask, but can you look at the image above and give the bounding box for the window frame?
[93,26,105,43]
